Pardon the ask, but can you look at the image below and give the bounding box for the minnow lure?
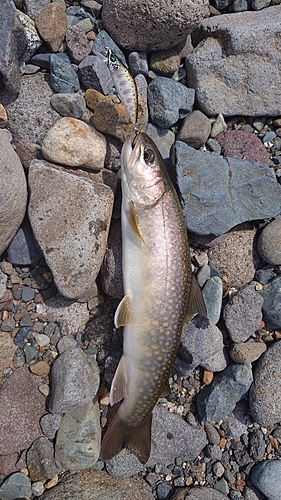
[92,47,138,128]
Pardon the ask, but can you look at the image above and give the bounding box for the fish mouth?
[121,133,147,175]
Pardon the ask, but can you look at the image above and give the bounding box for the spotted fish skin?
[100,133,193,464]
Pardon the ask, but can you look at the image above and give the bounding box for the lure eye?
[143,148,155,166]
[110,53,117,63]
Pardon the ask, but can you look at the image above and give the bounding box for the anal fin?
[185,273,207,322]
[114,295,135,328]
[110,354,127,406]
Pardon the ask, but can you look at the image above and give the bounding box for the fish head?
[121,133,169,207]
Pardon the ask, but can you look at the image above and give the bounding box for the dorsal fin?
[110,355,128,406]
[185,273,207,322]
[114,295,136,328]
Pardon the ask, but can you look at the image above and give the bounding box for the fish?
[92,47,138,128]
[100,133,206,464]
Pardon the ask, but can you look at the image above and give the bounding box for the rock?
[50,93,86,118]
[249,341,281,427]
[78,55,114,94]
[210,113,227,138]
[65,25,90,64]
[42,117,106,169]
[202,276,223,325]
[251,460,281,500]
[30,360,50,377]
[100,218,123,299]
[22,286,35,302]
[0,269,7,299]
[6,215,42,265]
[40,414,62,440]
[0,73,61,144]
[150,49,181,77]
[0,0,27,93]
[35,3,67,52]
[176,110,211,149]
[186,6,281,116]
[0,452,18,477]
[249,429,266,461]
[258,217,281,265]
[0,130,27,257]
[102,0,209,52]
[223,286,264,342]
[105,405,207,477]
[145,123,175,162]
[27,437,59,481]
[92,95,148,142]
[39,469,154,500]
[244,486,265,500]
[128,51,149,77]
[15,139,41,168]
[0,472,32,500]
[204,422,221,445]
[45,295,89,335]
[179,315,226,372]
[55,400,101,471]
[252,0,271,8]
[28,160,113,300]
[0,103,7,128]
[50,53,80,93]
[260,276,281,329]
[148,77,195,129]
[17,11,42,61]
[171,486,228,500]
[216,130,270,165]
[207,224,260,288]
[48,345,100,413]
[229,339,267,364]
[0,331,17,374]
[174,141,281,236]
[0,366,45,454]
[24,0,50,19]
[197,363,253,423]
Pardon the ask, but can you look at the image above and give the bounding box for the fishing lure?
[93,47,138,128]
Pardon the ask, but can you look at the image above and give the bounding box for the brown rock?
[176,109,211,149]
[230,339,267,364]
[150,49,181,77]
[216,129,270,165]
[0,331,17,374]
[30,361,50,377]
[0,104,7,128]
[65,25,90,64]
[35,3,67,52]
[208,223,260,288]
[0,366,46,454]
[85,88,104,111]
[16,139,41,169]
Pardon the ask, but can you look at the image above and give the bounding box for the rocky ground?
[1,0,281,499]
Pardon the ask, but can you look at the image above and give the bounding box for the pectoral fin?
[114,295,135,328]
[110,355,128,406]
[126,201,145,244]
[185,274,207,322]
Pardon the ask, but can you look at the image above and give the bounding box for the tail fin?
[100,411,152,464]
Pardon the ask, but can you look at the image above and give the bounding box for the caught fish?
[100,133,206,464]
[92,47,138,127]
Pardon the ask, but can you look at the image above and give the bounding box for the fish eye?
[143,148,155,166]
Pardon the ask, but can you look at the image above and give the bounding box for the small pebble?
[31,481,45,496]
[21,286,35,302]
[214,477,229,494]
[30,360,50,377]
[35,333,50,347]
[14,326,31,345]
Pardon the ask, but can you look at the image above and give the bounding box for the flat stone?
[78,55,114,94]
[216,129,270,165]
[50,93,86,118]
[0,366,45,454]
[175,141,281,236]
[28,160,113,300]
[230,339,267,364]
[249,340,281,427]
[50,53,80,93]
[202,276,223,325]
[39,469,154,500]
[249,429,266,461]
[40,414,62,440]
[102,0,209,52]
[260,276,281,329]
[27,436,59,481]
[42,117,107,169]
[251,460,281,500]
[30,360,50,377]
[223,286,264,343]
[186,6,281,116]
[48,346,100,413]
[258,216,281,265]
[0,472,32,500]
[176,110,211,149]
[55,399,101,471]
[197,363,253,423]
[35,3,67,52]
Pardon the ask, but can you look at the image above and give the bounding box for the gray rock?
[0,472,32,500]
[223,286,263,342]
[222,406,248,440]
[148,77,195,128]
[55,400,101,471]
[197,363,253,423]
[204,422,221,445]
[28,160,113,300]
[145,123,175,162]
[40,414,62,440]
[251,0,271,9]
[48,346,100,414]
[249,429,266,461]
[0,73,61,144]
[92,30,127,67]
[176,110,211,149]
[50,53,80,93]
[196,264,211,288]
[233,0,249,11]
[230,339,267,364]
[39,469,154,500]
[0,130,27,257]
[174,141,281,236]
[258,216,281,265]
[50,92,86,118]
[26,436,59,481]
[244,485,267,500]
[249,341,281,427]
[78,55,114,93]
[186,6,281,116]
[24,0,50,19]
[128,51,149,77]
[171,486,227,500]
[179,315,226,372]
[0,0,27,93]
[102,0,209,52]
[251,460,281,500]
[45,295,89,335]
[202,276,223,325]
[7,216,42,265]
[81,0,101,18]
[260,276,281,329]
[105,405,207,477]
